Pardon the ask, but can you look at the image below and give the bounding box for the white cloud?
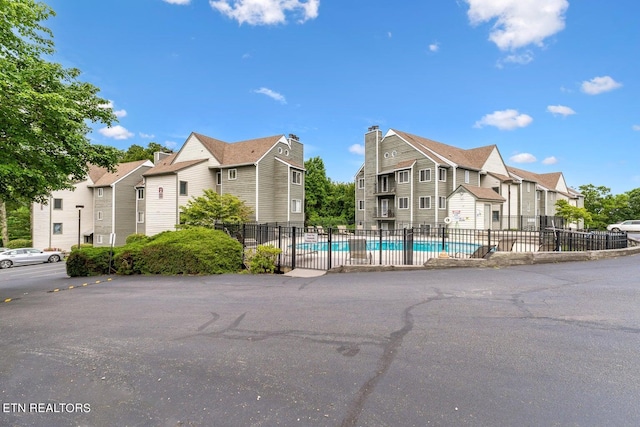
[139,132,155,139]
[164,140,178,149]
[210,0,319,25]
[510,153,537,163]
[474,109,533,130]
[542,156,558,165]
[98,125,134,140]
[633,125,640,131]
[163,0,190,4]
[497,51,534,68]
[254,87,287,104]
[429,43,439,52]
[466,0,569,51]
[349,144,365,156]
[547,105,576,117]
[114,109,127,118]
[581,76,623,95]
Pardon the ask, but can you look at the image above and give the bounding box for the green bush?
[125,233,149,245]
[70,243,93,251]
[7,239,32,249]
[66,247,113,277]
[68,228,243,276]
[137,228,242,275]
[245,245,282,274]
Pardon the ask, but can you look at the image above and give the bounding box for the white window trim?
[53,223,63,234]
[358,200,365,211]
[419,196,431,209]
[438,196,446,209]
[179,180,188,196]
[137,212,145,223]
[419,168,431,182]
[398,170,410,184]
[136,188,144,200]
[97,211,103,221]
[97,188,104,198]
[438,167,447,182]
[358,178,365,189]
[97,235,103,244]
[398,197,409,210]
[292,170,302,185]
[291,199,302,213]
[228,169,237,180]
[464,170,470,184]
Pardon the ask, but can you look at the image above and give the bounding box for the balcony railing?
[372,207,395,219]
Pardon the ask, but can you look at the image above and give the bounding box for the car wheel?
[0,260,12,269]
[48,254,61,263]
[611,227,621,232]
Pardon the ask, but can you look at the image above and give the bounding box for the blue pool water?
[294,240,480,254]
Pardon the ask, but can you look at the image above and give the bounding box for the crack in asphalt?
[178,290,452,427]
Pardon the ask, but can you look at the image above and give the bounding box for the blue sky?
[44,0,639,194]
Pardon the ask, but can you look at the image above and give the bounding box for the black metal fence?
[216,223,628,271]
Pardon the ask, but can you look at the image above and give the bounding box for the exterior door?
[484,204,491,230]
[381,199,389,217]
[381,176,389,192]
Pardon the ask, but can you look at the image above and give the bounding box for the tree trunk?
[0,199,8,246]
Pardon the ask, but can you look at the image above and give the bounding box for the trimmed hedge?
[66,247,113,277]
[67,227,243,277]
[7,239,32,249]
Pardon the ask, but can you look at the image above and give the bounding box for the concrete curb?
[328,239,640,272]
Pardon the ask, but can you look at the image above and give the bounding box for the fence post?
[291,226,296,270]
[378,228,383,265]
[487,229,491,248]
[277,225,282,273]
[327,229,332,270]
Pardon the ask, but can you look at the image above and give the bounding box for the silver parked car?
[606,220,640,233]
[0,248,64,269]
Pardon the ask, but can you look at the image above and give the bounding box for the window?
[216,172,222,186]
[179,181,188,196]
[228,169,237,180]
[438,196,446,209]
[53,223,63,235]
[464,170,470,184]
[527,182,531,193]
[97,235,103,244]
[292,170,302,185]
[419,196,431,209]
[158,187,164,199]
[398,197,409,209]
[492,211,500,222]
[137,212,145,223]
[97,188,104,198]
[492,187,500,194]
[438,168,447,182]
[419,169,431,182]
[137,188,144,200]
[97,211,103,221]
[358,200,365,210]
[358,178,365,189]
[53,198,63,210]
[537,192,541,200]
[291,199,302,213]
[398,170,410,184]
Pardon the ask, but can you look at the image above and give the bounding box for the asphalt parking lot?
[1,255,640,426]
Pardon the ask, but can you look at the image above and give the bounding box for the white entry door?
[381,199,389,217]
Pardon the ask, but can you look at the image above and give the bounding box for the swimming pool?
[294,240,480,254]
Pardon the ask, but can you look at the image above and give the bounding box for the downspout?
[410,164,414,226]
[175,174,179,226]
[255,163,259,222]
[434,164,439,225]
[111,183,116,242]
[48,197,52,248]
[287,165,291,223]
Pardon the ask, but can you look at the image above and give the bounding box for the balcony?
[372,207,395,219]
[374,185,396,195]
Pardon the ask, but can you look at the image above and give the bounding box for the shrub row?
[66,227,243,277]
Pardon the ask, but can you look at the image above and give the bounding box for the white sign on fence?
[304,233,318,243]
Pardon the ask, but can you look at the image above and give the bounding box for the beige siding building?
[355,126,583,231]
[32,160,153,251]
[142,132,305,235]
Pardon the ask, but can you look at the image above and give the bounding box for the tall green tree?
[179,190,253,227]
[578,184,631,229]
[1,0,120,242]
[120,142,173,163]
[304,157,332,223]
[555,200,592,228]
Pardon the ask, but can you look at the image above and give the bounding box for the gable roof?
[391,129,496,170]
[184,133,289,167]
[91,160,152,187]
[456,184,506,202]
[143,154,208,177]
